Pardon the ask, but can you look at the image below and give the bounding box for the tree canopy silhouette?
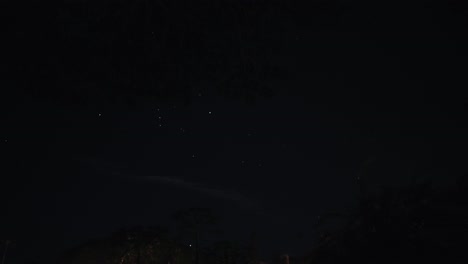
[305,175,468,264]
[56,226,192,264]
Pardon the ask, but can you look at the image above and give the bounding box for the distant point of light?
[4,139,7,143]
[208,111,212,114]
[159,124,162,127]
[159,116,162,119]
[192,154,196,158]
[189,244,192,247]
[98,113,102,117]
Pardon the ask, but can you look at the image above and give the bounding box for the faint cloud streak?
[76,157,265,214]
[138,175,262,211]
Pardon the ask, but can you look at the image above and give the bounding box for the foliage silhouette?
[305,175,468,264]
[172,208,219,264]
[56,226,192,264]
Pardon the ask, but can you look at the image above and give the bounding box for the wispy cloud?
[76,157,265,213]
[137,175,262,211]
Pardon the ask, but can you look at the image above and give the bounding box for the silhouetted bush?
[307,175,468,264]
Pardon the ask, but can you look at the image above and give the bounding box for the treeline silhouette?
[55,208,259,264]
[47,175,468,264]
[304,175,468,264]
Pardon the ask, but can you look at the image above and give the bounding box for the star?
[208,111,212,115]
[98,113,102,117]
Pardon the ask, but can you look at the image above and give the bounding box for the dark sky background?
[2,0,468,263]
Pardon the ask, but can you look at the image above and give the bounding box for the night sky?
[2,0,468,263]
